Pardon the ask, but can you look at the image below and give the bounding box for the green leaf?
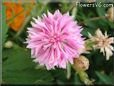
[82,27,96,37]
[95,71,113,84]
[50,69,67,84]
[2,45,53,84]
[96,6,106,17]
[2,4,8,44]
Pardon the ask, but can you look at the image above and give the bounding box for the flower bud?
[4,40,13,48]
[73,56,89,72]
[107,7,114,22]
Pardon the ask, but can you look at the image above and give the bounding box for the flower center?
[49,34,61,43]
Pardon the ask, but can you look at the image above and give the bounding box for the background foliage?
[2,0,114,85]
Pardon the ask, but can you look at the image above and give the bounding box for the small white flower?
[88,29,114,60]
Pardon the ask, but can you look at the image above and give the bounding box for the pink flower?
[26,10,84,70]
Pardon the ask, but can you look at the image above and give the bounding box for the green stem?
[79,16,107,25]
[66,63,71,79]
[38,2,48,16]
[78,71,93,85]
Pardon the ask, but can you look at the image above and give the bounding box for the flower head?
[88,29,114,60]
[26,10,84,70]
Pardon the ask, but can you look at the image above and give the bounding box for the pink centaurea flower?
[26,10,84,70]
